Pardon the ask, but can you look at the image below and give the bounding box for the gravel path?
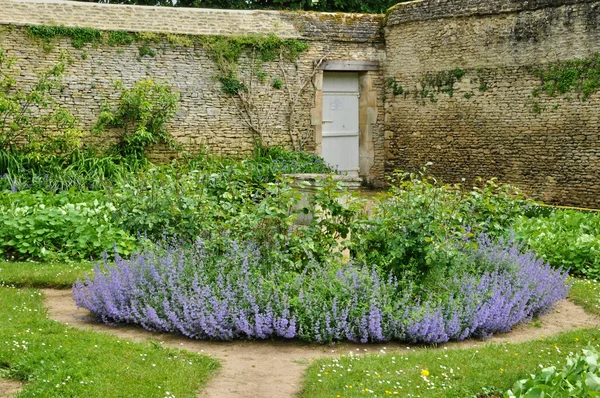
[36,289,600,398]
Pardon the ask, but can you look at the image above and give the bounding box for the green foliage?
[0,190,137,261]
[219,73,248,95]
[0,288,219,397]
[515,209,600,278]
[138,44,156,57]
[200,35,308,96]
[94,79,180,159]
[0,149,16,174]
[272,77,283,89]
[1,144,338,263]
[506,346,600,397]
[0,48,82,157]
[27,25,102,49]
[386,78,405,96]
[246,144,336,183]
[0,147,143,193]
[351,166,533,284]
[532,53,600,101]
[418,69,465,102]
[110,150,343,266]
[108,30,135,46]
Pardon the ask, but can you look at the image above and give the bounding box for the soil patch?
[42,289,600,398]
[0,379,22,398]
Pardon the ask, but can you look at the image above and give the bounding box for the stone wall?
[2,0,600,205]
[0,0,386,182]
[385,0,600,207]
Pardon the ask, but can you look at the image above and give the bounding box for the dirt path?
[0,379,22,398]
[42,289,600,398]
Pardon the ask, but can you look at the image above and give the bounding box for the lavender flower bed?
[73,237,569,344]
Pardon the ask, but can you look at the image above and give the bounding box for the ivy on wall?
[198,34,308,95]
[26,25,308,92]
[24,24,311,147]
[528,54,600,114]
[531,53,600,101]
[386,68,468,105]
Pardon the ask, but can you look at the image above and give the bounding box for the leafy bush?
[506,346,600,397]
[94,79,180,159]
[110,165,354,266]
[351,167,533,284]
[0,48,82,156]
[110,166,298,245]
[1,146,342,262]
[0,190,137,261]
[516,209,600,277]
[245,145,336,184]
[73,234,568,344]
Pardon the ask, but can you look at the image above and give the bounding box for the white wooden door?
[322,72,360,176]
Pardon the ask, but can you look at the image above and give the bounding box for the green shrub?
[506,346,600,397]
[94,79,180,159]
[110,164,353,266]
[0,190,137,261]
[350,166,533,285]
[0,48,82,156]
[515,209,600,277]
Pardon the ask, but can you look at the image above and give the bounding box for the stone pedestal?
[283,173,362,225]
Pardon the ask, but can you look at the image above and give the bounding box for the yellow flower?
[500,368,504,373]
[576,338,580,342]
[421,369,430,377]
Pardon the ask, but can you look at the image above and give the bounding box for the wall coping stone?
[386,0,600,27]
[0,0,384,42]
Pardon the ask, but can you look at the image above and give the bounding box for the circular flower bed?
[73,235,568,344]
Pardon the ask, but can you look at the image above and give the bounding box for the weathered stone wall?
[385,0,600,207]
[0,0,386,182]
[3,0,600,204]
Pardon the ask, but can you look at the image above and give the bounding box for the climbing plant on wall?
[531,53,600,101]
[93,79,180,159]
[199,34,312,148]
[0,48,82,157]
[25,25,314,149]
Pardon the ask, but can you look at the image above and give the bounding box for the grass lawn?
[0,264,220,397]
[568,277,600,316]
[0,287,219,397]
[0,261,93,288]
[301,278,600,398]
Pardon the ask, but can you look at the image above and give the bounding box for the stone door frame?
[312,60,379,183]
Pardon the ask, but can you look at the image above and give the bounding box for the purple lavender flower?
[73,234,568,344]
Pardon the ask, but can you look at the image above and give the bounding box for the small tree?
[94,79,180,159]
[0,48,82,158]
